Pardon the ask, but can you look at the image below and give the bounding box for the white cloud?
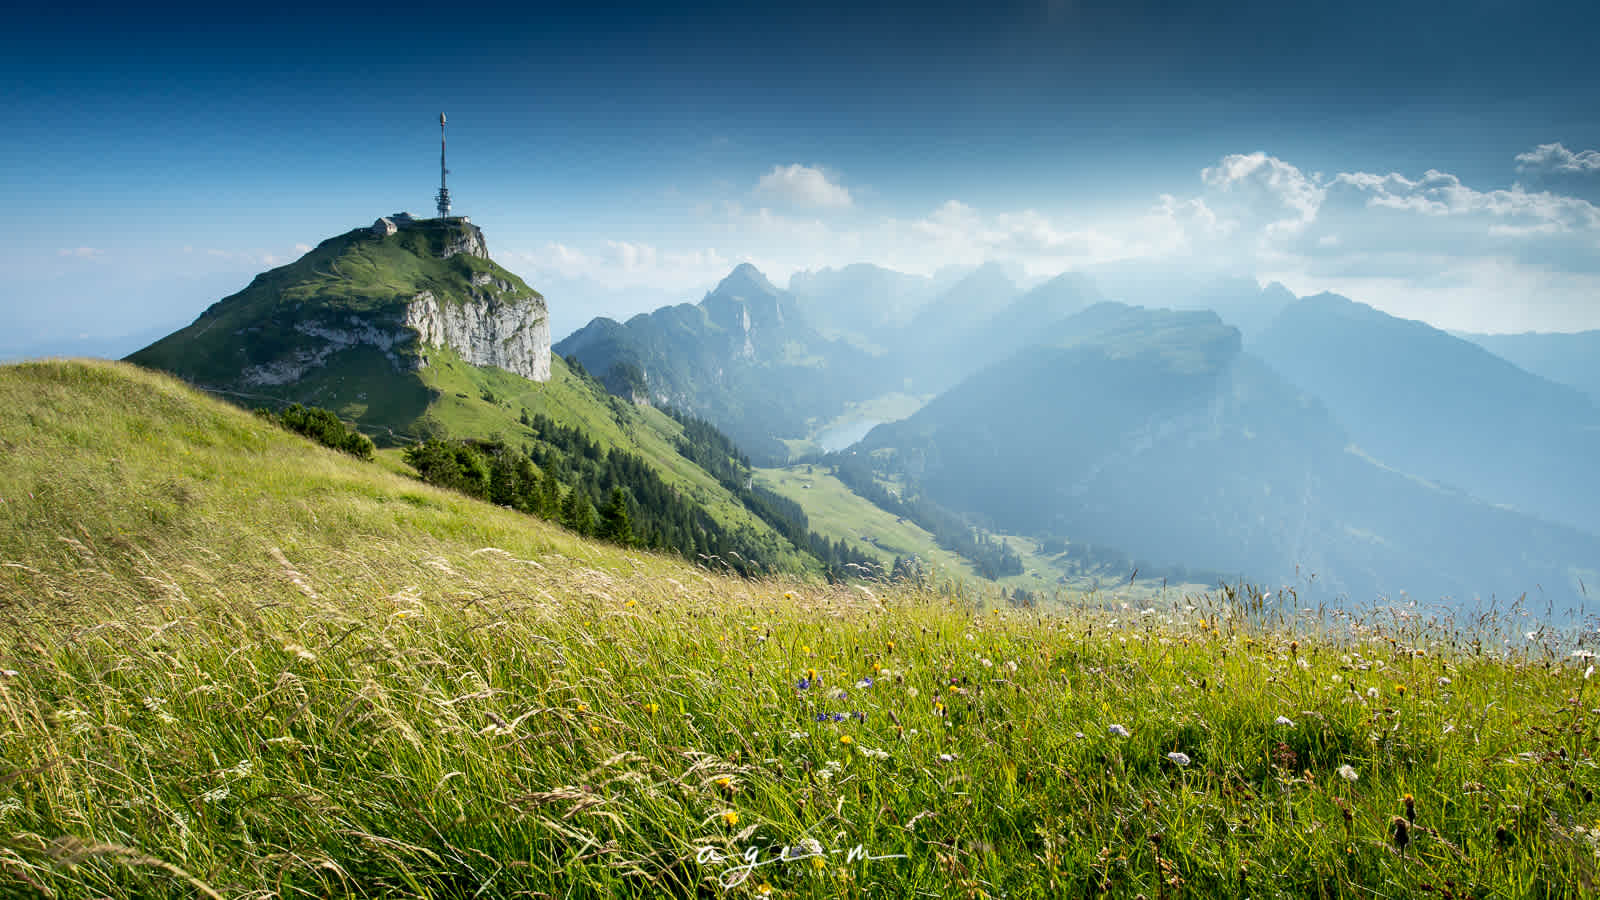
[1517,142,1600,176]
[1199,152,1323,242]
[1514,142,1600,202]
[753,164,853,210]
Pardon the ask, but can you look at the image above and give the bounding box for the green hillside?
[1,359,1595,898]
[129,220,536,390]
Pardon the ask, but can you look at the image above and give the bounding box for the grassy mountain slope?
[121,221,811,571]
[1,359,1595,898]
[128,221,535,390]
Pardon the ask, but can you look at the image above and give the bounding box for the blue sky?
[4,0,1598,351]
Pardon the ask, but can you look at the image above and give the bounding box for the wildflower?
[1403,793,1415,823]
[1396,684,1407,697]
[1589,665,1597,681]
[886,641,895,653]
[802,644,812,656]
[1391,816,1410,855]
[1275,715,1295,728]
[855,678,874,689]
[980,658,993,668]
[625,599,637,608]
[1166,752,1192,766]
[757,882,774,895]
[715,776,734,792]
[1437,676,1451,687]
[644,702,659,715]
[858,746,889,760]
[797,677,811,690]
[722,810,740,827]
[806,668,818,683]
[590,724,602,735]
[839,734,853,746]
[938,753,958,763]
[1367,687,1380,700]
[832,712,847,722]
[1338,764,1359,782]
[1108,724,1131,738]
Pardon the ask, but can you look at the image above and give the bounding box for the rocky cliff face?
[405,272,550,381]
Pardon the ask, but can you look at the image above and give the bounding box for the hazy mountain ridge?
[1257,292,1600,537]
[860,303,1598,608]
[556,263,894,463]
[1455,328,1600,404]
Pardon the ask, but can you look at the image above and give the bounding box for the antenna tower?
[435,113,452,219]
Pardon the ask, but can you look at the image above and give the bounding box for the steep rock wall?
[404,282,550,382]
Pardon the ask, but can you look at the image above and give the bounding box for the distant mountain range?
[1454,329,1600,405]
[556,263,894,462]
[1258,293,1600,537]
[121,230,1600,611]
[860,303,1598,608]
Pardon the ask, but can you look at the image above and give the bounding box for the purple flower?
[831,712,846,722]
[815,712,828,722]
[797,677,811,690]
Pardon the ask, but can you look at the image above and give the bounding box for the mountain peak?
[715,262,779,298]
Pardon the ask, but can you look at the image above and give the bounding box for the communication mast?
[435,113,452,219]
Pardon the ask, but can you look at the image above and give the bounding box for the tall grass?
[1,361,1597,898]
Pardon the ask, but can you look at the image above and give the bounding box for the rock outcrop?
[405,283,550,381]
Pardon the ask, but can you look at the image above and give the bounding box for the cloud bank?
[513,145,1600,334]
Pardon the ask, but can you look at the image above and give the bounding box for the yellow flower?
[625,599,637,608]
[576,703,589,713]
[810,855,827,870]
[757,883,774,895]
[722,810,740,827]
[590,724,602,735]
[839,734,853,745]
[802,644,813,656]
[715,776,733,791]
[644,702,659,715]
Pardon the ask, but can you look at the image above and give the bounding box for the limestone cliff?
[404,271,551,382]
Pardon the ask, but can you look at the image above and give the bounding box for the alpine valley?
[117,212,1600,615]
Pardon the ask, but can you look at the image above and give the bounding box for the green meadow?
[1,360,1595,898]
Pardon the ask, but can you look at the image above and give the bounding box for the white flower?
[1367,687,1380,699]
[1437,676,1451,687]
[1108,724,1131,738]
[1337,764,1359,782]
[938,753,958,763]
[1275,715,1295,727]
[1166,752,1191,766]
[1588,665,1596,681]
[858,746,889,760]
[980,658,993,668]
